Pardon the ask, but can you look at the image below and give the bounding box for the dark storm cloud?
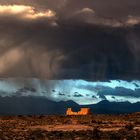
[73,92,83,97]
[0,2,140,80]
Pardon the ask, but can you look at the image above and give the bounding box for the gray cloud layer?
[0,79,140,105]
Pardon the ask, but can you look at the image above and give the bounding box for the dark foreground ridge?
[0,96,140,115]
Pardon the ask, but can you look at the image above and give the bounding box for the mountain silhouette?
[0,96,139,115]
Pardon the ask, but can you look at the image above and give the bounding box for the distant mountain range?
[0,96,139,115]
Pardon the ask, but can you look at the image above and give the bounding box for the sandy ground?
[30,124,140,132]
[31,124,92,131]
[0,115,140,139]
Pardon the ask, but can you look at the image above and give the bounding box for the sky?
[0,79,140,105]
[0,1,140,105]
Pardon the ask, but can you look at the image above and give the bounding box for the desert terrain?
[0,113,140,139]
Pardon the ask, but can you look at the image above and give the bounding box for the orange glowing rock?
[66,108,91,115]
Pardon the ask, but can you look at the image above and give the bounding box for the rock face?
[66,108,90,115]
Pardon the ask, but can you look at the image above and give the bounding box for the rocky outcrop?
[66,108,90,115]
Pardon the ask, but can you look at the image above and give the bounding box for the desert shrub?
[92,127,102,139]
[125,124,134,131]
[126,135,136,140]
[97,121,102,124]
[28,128,47,140]
[54,131,64,138]
[134,119,140,125]
[91,120,97,123]
[135,130,140,139]
[109,132,122,139]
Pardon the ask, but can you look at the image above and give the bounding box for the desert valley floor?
[0,113,140,139]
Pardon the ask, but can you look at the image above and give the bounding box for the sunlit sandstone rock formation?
[66,108,90,115]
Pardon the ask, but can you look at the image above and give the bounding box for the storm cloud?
[0,1,140,80]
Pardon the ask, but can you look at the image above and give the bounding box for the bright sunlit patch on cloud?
[25,9,56,19]
[125,15,140,26]
[0,5,56,19]
[0,48,23,74]
[76,8,95,14]
[0,5,32,14]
